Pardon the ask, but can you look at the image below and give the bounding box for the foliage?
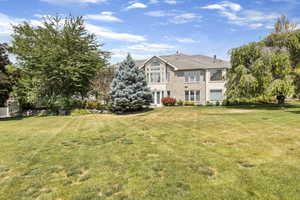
[0,43,11,106]
[226,41,294,104]
[161,97,176,106]
[184,101,195,106]
[90,67,114,102]
[37,110,56,117]
[70,109,92,116]
[109,54,152,112]
[10,15,108,111]
[177,100,183,106]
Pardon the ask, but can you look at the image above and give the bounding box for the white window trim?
[209,89,223,102]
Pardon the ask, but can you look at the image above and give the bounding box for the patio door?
[156,91,161,105]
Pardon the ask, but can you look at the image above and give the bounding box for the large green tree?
[0,43,11,106]
[10,16,108,110]
[226,15,297,104]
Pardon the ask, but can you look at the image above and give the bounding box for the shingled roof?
[135,53,230,70]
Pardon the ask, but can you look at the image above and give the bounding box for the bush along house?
[135,53,231,106]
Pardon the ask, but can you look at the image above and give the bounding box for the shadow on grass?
[224,103,300,111]
[114,108,155,116]
[0,116,25,122]
[286,111,300,114]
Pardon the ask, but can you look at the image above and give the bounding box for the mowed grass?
[1,104,300,200]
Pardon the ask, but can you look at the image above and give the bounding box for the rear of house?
[136,53,230,106]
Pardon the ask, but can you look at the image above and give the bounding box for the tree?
[109,54,152,112]
[274,15,297,34]
[0,43,11,106]
[267,53,294,104]
[226,43,294,104]
[10,15,109,110]
[91,66,115,102]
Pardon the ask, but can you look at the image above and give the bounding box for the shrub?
[161,97,176,106]
[184,101,195,106]
[206,101,213,106]
[70,109,91,116]
[37,110,56,117]
[216,101,221,106]
[177,100,183,106]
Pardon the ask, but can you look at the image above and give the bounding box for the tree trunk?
[276,95,285,105]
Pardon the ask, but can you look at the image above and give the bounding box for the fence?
[0,100,20,118]
[0,107,9,118]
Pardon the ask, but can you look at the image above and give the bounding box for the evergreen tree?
[109,54,152,112]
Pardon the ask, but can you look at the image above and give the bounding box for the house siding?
[140,55,229,106]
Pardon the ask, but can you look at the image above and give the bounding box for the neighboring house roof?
[135,53,230,70]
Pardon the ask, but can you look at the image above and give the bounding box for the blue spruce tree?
[109,54,152,112]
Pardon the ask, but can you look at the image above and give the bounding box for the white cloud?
[175,38,198,43]
[85,23,146,42]
[202,1,242,12]
[125,2,147,10]
[149,0,159,4]
[170,13,201,24]
[164,0,178,4]
[110,42,176,63]
[0,13,43,36]
[202,1,278,29]
[40,0,106,4]
[144,10,169,17]
[85,12,122,22]
[127,42,175,51]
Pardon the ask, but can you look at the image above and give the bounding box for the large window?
[147,60,163,84]
[210,69,223,81]
[184,71,201,83]
[185,90,201,102]
[210,89,223,101]
[150,72,161,83]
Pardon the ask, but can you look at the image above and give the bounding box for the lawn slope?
[1,105,300,200]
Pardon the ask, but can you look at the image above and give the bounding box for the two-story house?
[135,53,231,106]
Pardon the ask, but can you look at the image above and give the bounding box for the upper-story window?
[210,69,223,81]
[147,60,162,83]
[151,60,161,66]
[184,71,200,83]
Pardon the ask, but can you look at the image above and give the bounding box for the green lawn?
[1,104,300,200]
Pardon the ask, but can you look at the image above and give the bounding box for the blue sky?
[0,0,299,63]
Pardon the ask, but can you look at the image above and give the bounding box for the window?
[210,90,223,101]
[167,91,171,97]
[156,91,161,104]
[184,71,201,83]
[151,92,155,103]
[150,72,161,83]
[185,91,189,101]
[151,60,160,66]
[196,91,200,101]
[190,91,195,101]
[185,90,201,102]
[162,91,164,99]
[210,69,223,81]
[166,71,170,82]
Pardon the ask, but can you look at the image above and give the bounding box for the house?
[135,53,231,106]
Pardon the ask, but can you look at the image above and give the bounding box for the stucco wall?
[142,57,227,105]
[205,69,226,102]
[167,69,206,104]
